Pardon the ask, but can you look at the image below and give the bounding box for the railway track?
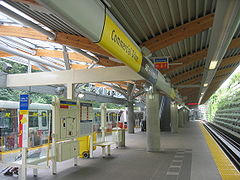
[203,122,240,171]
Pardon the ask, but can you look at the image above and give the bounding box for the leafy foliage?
[0,59,54,104]
[207,72,240,121]
[0,59,27,74]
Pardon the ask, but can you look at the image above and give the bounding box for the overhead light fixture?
[78,93,84,98]
[201,92,204,95]
[177,105,183,109]
[55,87,64,95]
[143,82,152,92]
[203,83,208,87]
[209,60,218,69]
[2,62,12,72]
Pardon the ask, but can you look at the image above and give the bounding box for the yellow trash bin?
[77,132,96,158]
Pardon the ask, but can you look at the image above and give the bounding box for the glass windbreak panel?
[106,113,112,132]
[0,109,18,152]
[93,112,101,132]
[39,110,50,146]
[41,111,47,127]
[29,110,51,147]
[106,113,109,122]
[112,113,117,128]
[29,111,39,128]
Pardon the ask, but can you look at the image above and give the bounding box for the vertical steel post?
[101,103,107,142]
[51,97,57,175]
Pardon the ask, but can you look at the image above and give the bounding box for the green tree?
[207,72,240,121]
[0,58,53,104]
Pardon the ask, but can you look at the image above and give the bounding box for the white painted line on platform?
[166,171,179,175]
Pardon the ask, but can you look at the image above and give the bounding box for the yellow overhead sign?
[98,15,142,72]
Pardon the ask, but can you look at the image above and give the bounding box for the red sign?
[60,105,69,109]
[186,103,199,105]
[154,57,169,69]
[18,114,23,147]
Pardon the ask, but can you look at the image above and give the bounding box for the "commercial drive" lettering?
[111,30,139,61]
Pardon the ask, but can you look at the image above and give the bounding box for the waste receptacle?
[77,132,97,158]
[112,127,125,148]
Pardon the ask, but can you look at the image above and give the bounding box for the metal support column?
[51,97,57,175]
[183,109,186,126]
[160,96,171,131]
[146,88,161,152]
[67,83,74,99]
[20,147,27,180]
[170,102,178,133]
[62,45,71,70]
[127,84,135,133]
[178,109,184,128]
[100,103,107,142]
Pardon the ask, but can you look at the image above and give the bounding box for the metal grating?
[107,0,216,44]
[4,0,83,36]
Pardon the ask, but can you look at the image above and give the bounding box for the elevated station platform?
[1,121,222,180]
[0,1,240,180]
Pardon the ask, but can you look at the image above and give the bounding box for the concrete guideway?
[200,123,240,179]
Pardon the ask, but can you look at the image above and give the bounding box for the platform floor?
[1,121,221,180]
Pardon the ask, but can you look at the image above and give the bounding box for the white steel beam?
[6,66,143,87]
[62,45,71,70]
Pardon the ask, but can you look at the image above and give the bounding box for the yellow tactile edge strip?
[199,122,240,180]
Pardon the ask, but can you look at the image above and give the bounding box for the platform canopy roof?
[0,0,239,106]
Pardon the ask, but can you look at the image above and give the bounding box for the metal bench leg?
[18,167,22,180]
[102,146,106,158]
[33,168,38,177]
[52,159,57,175]
[107,145,111,156]
[74,157,78,166]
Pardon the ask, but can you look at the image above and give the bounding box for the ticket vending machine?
[53,99,80,141]
[52,98,80,163]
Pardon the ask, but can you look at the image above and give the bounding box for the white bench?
[94,141,115,158]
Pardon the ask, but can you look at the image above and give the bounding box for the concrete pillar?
[176,107,179,128]
[66,83,74,99]
[64,83,76,99]
[100,103,107,142]
[183,109,187,125]
[186,110,189,121]
[178,109,184,128]
[127,84,134,134]
[182,109,189,125]
[182,109,185,126]
[170,102,178,133]
[160,96,171,131]
[127,100,134,133]
[146,88,161,152]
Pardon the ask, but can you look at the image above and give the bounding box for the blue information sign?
[20,94,29,110]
